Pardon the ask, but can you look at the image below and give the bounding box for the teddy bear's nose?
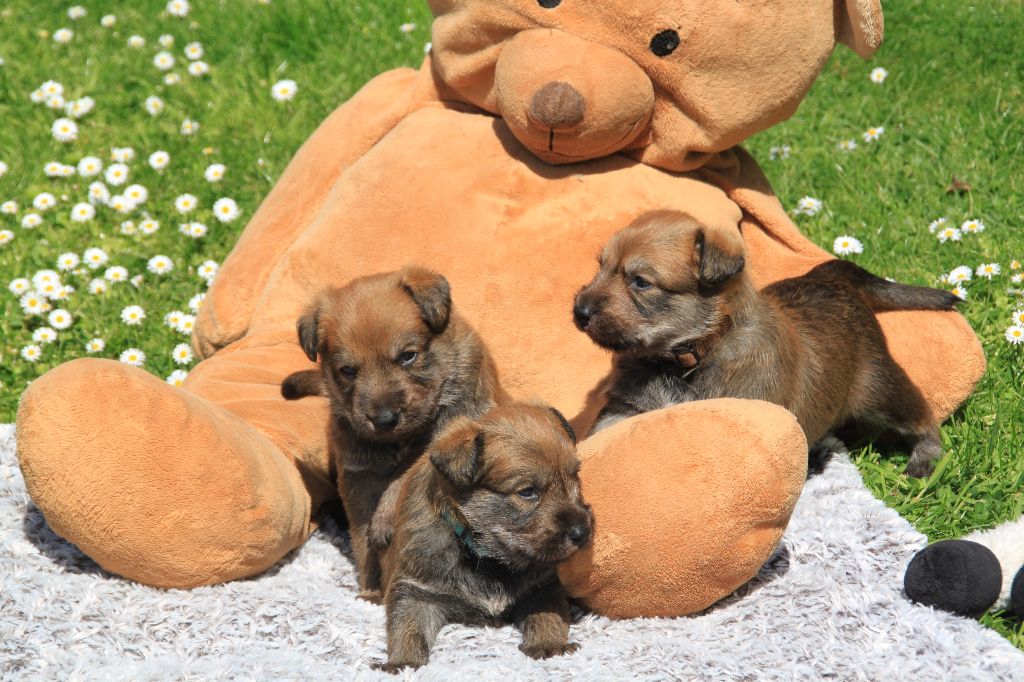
[529,81,586,130]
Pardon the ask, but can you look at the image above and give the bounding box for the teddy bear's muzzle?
[495,28,654,165]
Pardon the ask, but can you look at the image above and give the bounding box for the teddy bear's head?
[429,0,883,171]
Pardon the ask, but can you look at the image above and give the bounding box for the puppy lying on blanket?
[281,266,502,601]
[376,402,591,672]
[573,211,959,477]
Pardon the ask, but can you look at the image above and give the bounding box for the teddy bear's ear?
[836,0,884,58]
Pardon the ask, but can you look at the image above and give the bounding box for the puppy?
[284,266,502,601]
[573,210,960,477]
[376,403,591,672]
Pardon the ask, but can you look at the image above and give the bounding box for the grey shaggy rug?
[2,425,1022,681]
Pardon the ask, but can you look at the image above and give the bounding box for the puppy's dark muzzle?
[573,300,595,330]
[568,523,589,547]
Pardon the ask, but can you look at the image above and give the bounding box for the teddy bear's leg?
[702,150,985,422]
[16,339,330,588]
[558,398,808,618]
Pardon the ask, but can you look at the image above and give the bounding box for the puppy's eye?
[339,365,358,377]
[650,29,681,57]
[630,275,653,290]
[538,0,561,8]
[398,350,418,367]
[516,486,539,501]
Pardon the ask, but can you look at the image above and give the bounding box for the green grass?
[1,0,1023,648]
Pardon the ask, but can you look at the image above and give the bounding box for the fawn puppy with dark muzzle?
[573,210,961,477]
[282,266,502,601]
[376,402,591,673]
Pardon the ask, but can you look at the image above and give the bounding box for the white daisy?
[794,196,823,216]
[21,214,43,229]
[164,310,186,328]
[70,202,95,222]
[40,80,64,97]
[119,220,137,236]
[837,139,857,152]
[53,28,74,44]
[175,193,198,213]
[56,252,80,271]
[204,163,225,182]
[119,348,146,366]
[184,41,204,60]
[175,314,196,334]
[85,338,105,353]
[48,308,72,329]
[125,184,148,204]
[131,274,144,288]
[20,291,47,315]
[167,0,190,17]
[153,51,176,71]
[399,22,417,34]
[928,217,947,234]
[9,278,31,295]
[83,247,108,268]
[111,147,135,163]
[213,197,240,223]
[1012,260,1022,271]
[145,96,165,116]
[139,218,160,235]
[0,229,13,246]
[121,305,146,325]
[76,156,102,177]
[44,161,65,177]
[159,34,175,48]
[46,95,66,111]
[961,219,985,235]
[21,345,43,363]
[976,263,1001,279]
[167,369,189,386]
[108,195,136,214]
[164,73,182,86]
[197,259,219,282]
[180,221,207,238]
[32,192,57,211]
[68,6,87,20]
[180,118,199,135]
[52,285,73,302]
[88,181,110,204]
[104,265,129,282]
[862,126,885,142]
[51,118,78,142]
[950,284,968,301]
[947,266,972,284]
[1013,274,1024,285]
[105,163,129,186]
[100,14,116,28]
[88,278,107,295]
[768,145,791,161]
[0,200,17,214]
[0,161,6,177]
[128,35,146,48]
[33,327,58,344]
[1012,310,1024,326]
[148,151,170,170]
[65,96,95,119]
[937,227,962,243]
[870,67,888,84]
[32,270,60,289]
[188,293,205,312]
[1006,326,1024,345]
[832,235,864,256]
[187,61,209,77]
[147,255,174,275]
[171,343,194,365]
[58,163,76,177]
[271,79,298,102]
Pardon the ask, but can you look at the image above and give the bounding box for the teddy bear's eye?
[650,29,681,57]
[538,0,561,8]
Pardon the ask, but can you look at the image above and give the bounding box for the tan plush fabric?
[15,0,984,615]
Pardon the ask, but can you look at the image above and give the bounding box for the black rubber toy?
[904,539,1003,618]
[1011,566,1024,619]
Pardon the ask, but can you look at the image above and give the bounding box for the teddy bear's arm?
[195,67,428,356]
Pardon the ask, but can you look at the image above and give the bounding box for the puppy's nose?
[529,81,586,130]
[567,523,590,547]
[369,408,400,431]
[573,300,594,329]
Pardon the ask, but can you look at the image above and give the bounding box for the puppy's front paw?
[904,458,935,478]
[358,589,384,605]
[372,659,425,674]
[519,641,579,660]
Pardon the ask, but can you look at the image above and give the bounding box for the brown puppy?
[284,266,502,601]
[573,210,961,477]
[376,403,591,672]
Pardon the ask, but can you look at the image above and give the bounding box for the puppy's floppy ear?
[695,225,745,288]
[836,0,883,58]
[401,265,452,334]
[429,416,483,490]
[296,301,322,362]
[548,407,577,445]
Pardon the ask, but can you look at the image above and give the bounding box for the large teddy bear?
[16,0,984,618]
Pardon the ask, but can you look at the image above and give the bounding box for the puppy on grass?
[282,266,502,601]
[376,402,591,673]
[573,210,960,477]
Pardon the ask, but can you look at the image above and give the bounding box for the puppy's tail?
[813,260,960,312]
[281,369,324,400]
